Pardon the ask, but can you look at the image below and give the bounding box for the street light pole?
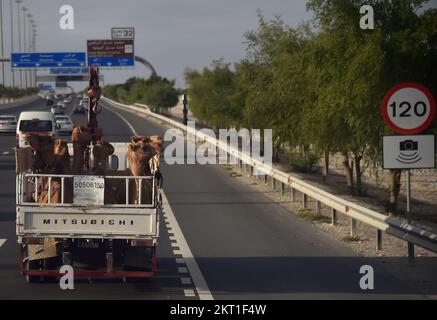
[26,13,32,88]
[15,0,22,89]
[32,27,36,87]
[0,0,5,87]
[22,6,27,89]
[10,0,15,88]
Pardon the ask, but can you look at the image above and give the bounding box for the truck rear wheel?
[24,259,42,284]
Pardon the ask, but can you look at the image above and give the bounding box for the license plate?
[77,241,100,249]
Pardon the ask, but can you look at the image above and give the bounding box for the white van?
[16,112,57,148]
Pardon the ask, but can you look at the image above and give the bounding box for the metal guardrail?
[102,97,437,255]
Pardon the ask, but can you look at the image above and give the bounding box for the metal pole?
[407,170,415,262]
[10,0,15,88]
[26,14,31,88]
[16,0,22,89]
[183,94,188,126]
[22,7,26,89]
[0,0,5,87]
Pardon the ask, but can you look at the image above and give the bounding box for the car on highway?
[0,115,17,134]
[51,105,65,115]
[16,111,56,148]
[73,103,87,114]
[55,115,74,135]
[79,99,89,107]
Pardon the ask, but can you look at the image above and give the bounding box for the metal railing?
[102,97,437,255]
[18,173,156,208]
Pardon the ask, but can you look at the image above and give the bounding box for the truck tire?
[25,259,42,284]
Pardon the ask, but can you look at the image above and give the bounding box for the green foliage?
[103,75,179,112]
[185,60,243,130]
[289,148,320,174]
[183,1,436,200]
[0,85,38,98]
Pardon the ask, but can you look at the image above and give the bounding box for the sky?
[2,0,436,90]
[0,0,311,89]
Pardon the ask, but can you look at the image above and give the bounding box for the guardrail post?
[291,188,296,202]
[331,209,337,226]
[302,194,308,209]
[238,159,242,169]
[315,201,321,216]
[272,178,276,190]
[249,166,253,177]
[281,183,285,195]
[350,218,357,236]
[408,243,415,263]
[376,230,383,251]
[264,175,268,185]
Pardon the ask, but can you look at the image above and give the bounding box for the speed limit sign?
[381,83,435,134]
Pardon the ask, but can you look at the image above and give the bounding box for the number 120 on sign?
[382,83,436,135]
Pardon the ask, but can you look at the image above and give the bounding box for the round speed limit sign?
[381,83,436,134]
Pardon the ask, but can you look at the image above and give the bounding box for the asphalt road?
[0,97,434,300]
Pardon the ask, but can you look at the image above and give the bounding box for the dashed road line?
[178,267,188,274]
[162,192,213,300]
[0,239,6,248]
[176,258,185,264]
[184,289,196,298]
[173,249,182,255]
[181,277,192,285]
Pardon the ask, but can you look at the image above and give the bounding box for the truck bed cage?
[17,172,158,209]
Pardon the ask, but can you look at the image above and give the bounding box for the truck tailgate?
[17,206,160,240]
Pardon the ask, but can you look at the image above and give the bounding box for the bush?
[288,149,320,174]
[102,76,179,112]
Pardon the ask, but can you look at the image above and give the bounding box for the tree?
[185,60,242,130]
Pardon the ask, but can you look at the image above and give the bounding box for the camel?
[127,136,156,205]
[92,139,114,175]
[25,135,71,204]
[71,126,92,174]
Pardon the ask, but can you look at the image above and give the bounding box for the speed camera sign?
[381,83,435,134]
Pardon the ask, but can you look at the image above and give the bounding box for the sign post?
[381,82,436,261]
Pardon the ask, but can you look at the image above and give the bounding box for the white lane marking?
[169,236,177,241]
[178,267,188,274]
[173,249,182,255]
[107,101,213,300]
[176,258,185,264]
[184,289,196,298]
[162,192,213,300]
[181,277,192,285]
[2,152,9,155]
[0,239,6,248]
[103,103,139,136]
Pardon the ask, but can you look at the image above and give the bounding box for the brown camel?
[71,126,92,174]
[25,135,71,204]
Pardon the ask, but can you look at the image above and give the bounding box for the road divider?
[101,97,437,256]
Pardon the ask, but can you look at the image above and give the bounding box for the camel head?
[25,134,56,172]
[93,139,114,173]
[128,140,154,177]
[72,126,92,145]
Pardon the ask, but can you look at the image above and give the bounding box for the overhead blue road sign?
[11,52,86,69]
[50,67,89,75]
